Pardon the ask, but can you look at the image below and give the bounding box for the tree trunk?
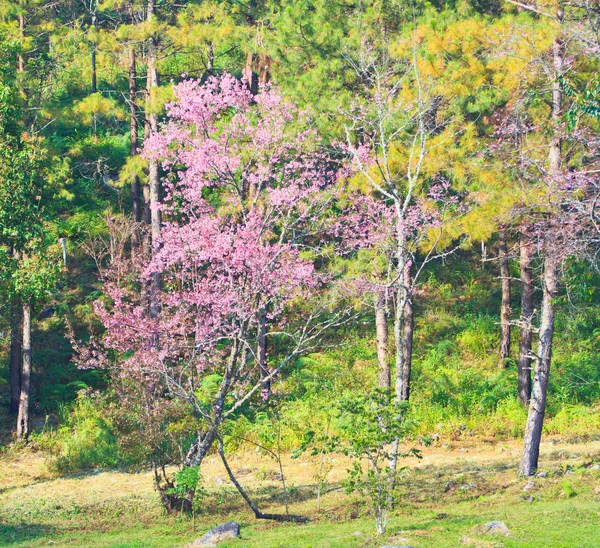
[17,7,28,122]
[245,52,271,96]
[498,230,511,368]
[142,183,152,262]
[518,232,533,405]
[257,307,270,397]
[401,292,414,401]
[142,183,151,225]
[185,335,243,468]
[375,292,390,389]
[16,301,32,439]
[394,258,412,403]
[245,52,259,95]
[9,301,22,414]
[217,439,308,522]
[129,43,141,255]
[519,257,558,475]
[147,0,161,318]
[258,53,271,87]
[388,259,409,506]
[393,290,408,402]
[17,11,25,74]
[519,23,563,475]
[91,13,97,94]
[129,45,141,225]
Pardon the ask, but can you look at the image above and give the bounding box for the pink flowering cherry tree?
[93,75,356,515]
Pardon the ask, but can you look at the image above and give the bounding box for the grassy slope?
[2,438,600,548]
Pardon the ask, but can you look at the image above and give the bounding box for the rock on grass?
[190,522,240,547]
[471,521,511,537]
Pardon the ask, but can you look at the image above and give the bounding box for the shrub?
[545,404,600,436]
[47,392,119,474]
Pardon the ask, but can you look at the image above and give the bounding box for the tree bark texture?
[142,184,152,262]
[17,11,25,74]
[244,52,271,95]
[185,336,243,468]
[91,13,97,94]
[394,258,412,403]
[401,292,414,401]
[519,23,563,475]
[9,301,22,414]
[129,45,141,225]
[519,257,558,475]
[375,292,390,389]
[146,0,161,318]
[16,301,32,439]
[257,307,270,397]
[518,232,534,405]
[498,230,511,368]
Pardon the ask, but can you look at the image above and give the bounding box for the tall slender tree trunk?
[146,0,161,317]
[9,301,22,414]
[129,46,140,224]
[129,43,142,256]
[16,302,32,439]
[518,232,533,404]
[519,256,558,475]
[394,255,412,403]
[91,12,97,94]
[498,230,511,368]
[142,184,152,262]
[401,295,414,401]
[12,9,26,420]
[375,292,390,389]
[17,11,25,74]
[257,307,270,397]
[393,292,408,403]
[387,239,409,502]
[17,6,28,121]
[519,21,564,475]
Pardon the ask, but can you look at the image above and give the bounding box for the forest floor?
[1,437,600,547]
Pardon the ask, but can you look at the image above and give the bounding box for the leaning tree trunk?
[184,336,243,468]
[375,292,390,389]
[519,256,558,475]
[519,23,564,475]
[16,301,32,439]
[146,0,161,318]
[518,232,534,404]
[9,301,22,414]
[498,230,511,368]
[218,439,308,522]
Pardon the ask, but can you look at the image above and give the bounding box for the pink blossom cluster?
[96,75,357,398]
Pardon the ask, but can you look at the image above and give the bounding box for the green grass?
[2,441,600,547]
[3,494,600,547]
